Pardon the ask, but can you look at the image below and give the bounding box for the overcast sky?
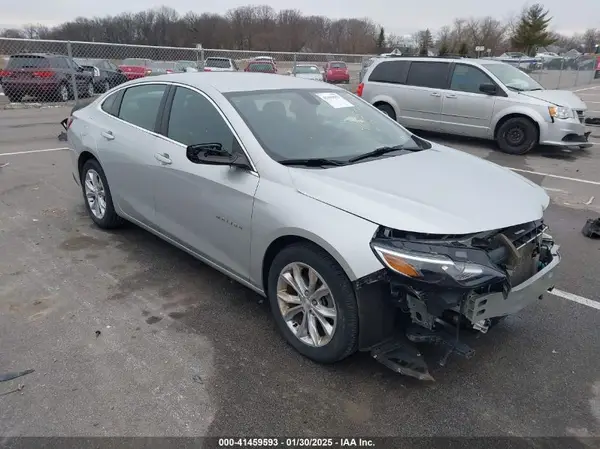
[1,0,595,36]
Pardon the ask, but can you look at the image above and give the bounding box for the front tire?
[496,117,538,155]
[267,242,359,364]
[376,103,396,120]
[80,159,124,229]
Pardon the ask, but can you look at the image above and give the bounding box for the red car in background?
[118,58,152,80]
[244,61,277,73]
[323,61,350,84]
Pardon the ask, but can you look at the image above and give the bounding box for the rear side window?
[368,60,410,84]
[7,55,50,69]
[101,92,120,116]
[406,62,450,89]
[118,84,167,132]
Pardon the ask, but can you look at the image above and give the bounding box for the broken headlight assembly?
[370,236,508,290]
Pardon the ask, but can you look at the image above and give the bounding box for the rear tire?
[267,242,359,364]
[376,103,396,120]
[80,159,124,229]
[56,83,70,102]
[496,117,538,155]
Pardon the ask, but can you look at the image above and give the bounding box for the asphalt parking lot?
[0,85,599,440]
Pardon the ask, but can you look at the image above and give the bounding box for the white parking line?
[0,147,68,157]
[509,167,600,186]
[550,289,600,310]
[574,86,600,92]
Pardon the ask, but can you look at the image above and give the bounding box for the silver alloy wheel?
[84,169,107,219]
[276,262,337,347]
[60,85,69,101]
[87,82,94,97]
[104,80,110,92]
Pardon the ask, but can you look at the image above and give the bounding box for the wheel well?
[262,235,336,296]
[494,114,540,141]
[78,151,97,179]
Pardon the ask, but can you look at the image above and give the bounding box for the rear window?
[405,61,450,89]
[7,55,50,69]
[247,63,275,72]
[368,60,410,84]
[330,62,347,69]
[294,65,319,74]
[205,58,231,68]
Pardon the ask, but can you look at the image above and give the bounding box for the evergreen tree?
[438,42,450,56]
[376,27,385,50]
[458,42,469,57]
[418,29,433,56]
[511,4,556,56]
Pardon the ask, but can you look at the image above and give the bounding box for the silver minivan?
[358,57,592,155]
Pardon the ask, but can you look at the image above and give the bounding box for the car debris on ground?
[582,218,600,238]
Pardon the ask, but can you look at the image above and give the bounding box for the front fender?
[249,178,383,291]
[491,105,549,136]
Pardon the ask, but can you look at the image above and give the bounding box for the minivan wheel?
[103,80,111,92]
[267,242,359,364]
[496,117,538,155]
[81,159,124,229]
[84,82,94,98]
[376,103,396,120]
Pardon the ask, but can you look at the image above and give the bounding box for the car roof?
[128,72,344,93]
[372,56,505,66]
[11,53,58,58]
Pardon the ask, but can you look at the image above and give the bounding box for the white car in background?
[252,56,277,70]
[288,64,323,81]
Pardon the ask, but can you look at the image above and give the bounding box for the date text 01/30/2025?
[217,438,376,447]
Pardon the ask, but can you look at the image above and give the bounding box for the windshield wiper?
[506,85,524,92]
[348,145,418,163]
[278,158,347,167]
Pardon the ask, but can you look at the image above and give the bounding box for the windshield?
[225,89,418,165]
[205,58,231,68]
[7,56,50,69]
[481,63,544,91]
[247,63,274,72]
[294,65,319,74]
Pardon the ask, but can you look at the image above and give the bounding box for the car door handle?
[154,153,172,165]
[101,130,115,140]
[430,92,441,97]
[445,94,457,99]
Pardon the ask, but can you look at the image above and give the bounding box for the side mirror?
[479,83,497,95]
[186,143,251,170]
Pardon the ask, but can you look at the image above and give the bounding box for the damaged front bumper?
[353,222,561,381]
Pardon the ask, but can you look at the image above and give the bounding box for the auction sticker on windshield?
[316,92,353,108]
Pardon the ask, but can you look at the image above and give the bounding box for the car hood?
[288,144,549,235]
[521,89,587,109]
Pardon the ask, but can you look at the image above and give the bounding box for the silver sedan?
[67,72,560,380]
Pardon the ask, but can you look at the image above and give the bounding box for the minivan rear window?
[7,55,50,69]
[205,58,231,68]
[368,60,410,84]
[405,61,450,89]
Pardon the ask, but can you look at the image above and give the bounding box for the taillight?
[32,71,55,78]
[204,68,212,72]
[145,69,152,75]
[356,82,364,97]
[66,116,74,129]
[0,70,7,77]
[166,69,173,74]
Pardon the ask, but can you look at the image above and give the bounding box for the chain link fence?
[0,37,598,106]
[0,37,371,105]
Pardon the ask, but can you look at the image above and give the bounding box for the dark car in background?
[244,61,277,73]
[74,58,128,93]
[323,61,350,83]
[118,58,152,80]
[0,53,94,103]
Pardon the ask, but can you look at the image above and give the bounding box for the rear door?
[440,63,499,138]
[95,83,169,226]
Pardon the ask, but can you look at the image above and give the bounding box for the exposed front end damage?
[353,220,560,381]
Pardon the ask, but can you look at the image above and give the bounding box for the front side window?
[480,63,544,92]
[118,84,167,131]
[225,89,420,164]
[450,64,495,94]
[166,87,235,152]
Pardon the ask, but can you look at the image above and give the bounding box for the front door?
[153,86,259,280]
[439,64,498,138]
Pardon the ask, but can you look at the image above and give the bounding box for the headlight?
[370,243,507,288]
[548,106,572,119]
